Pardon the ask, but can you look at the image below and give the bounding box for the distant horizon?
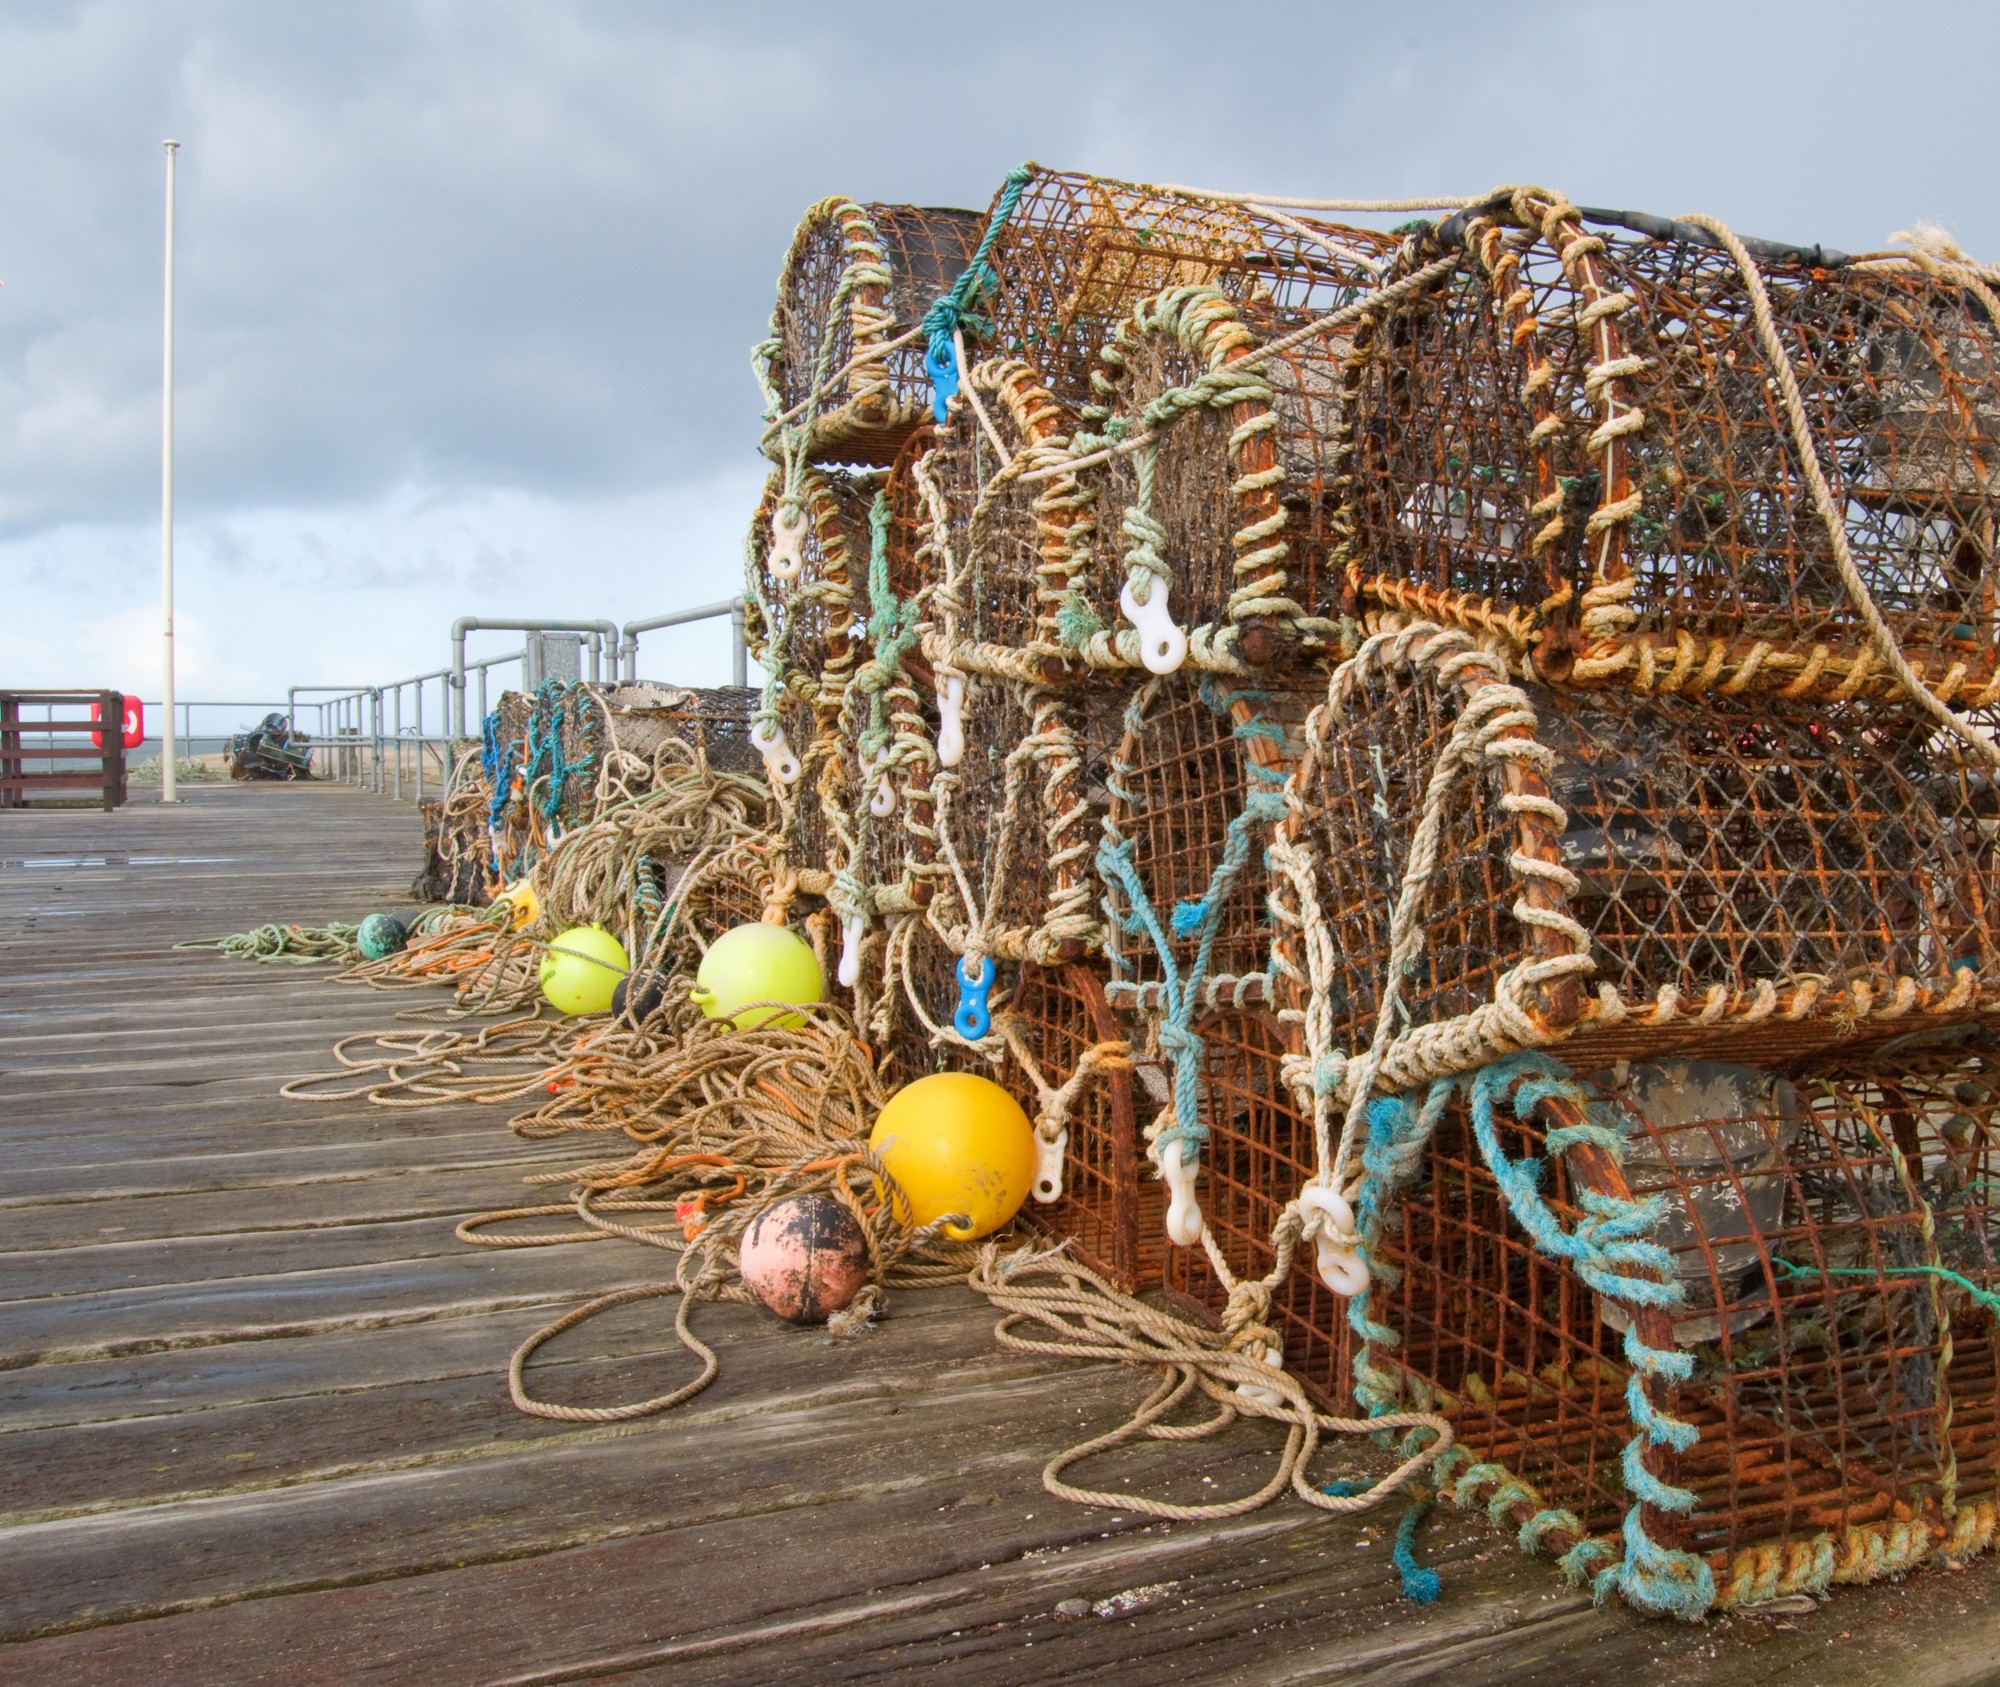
[5,0,1997,703]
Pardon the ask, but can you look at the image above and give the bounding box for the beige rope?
[1680,211,2000,774]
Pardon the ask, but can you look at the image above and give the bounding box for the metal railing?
[296,597,747,806]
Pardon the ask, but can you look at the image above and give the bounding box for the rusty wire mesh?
[1155,1007,1355,1403]
[922,361,1092,654]
[1367,1054,2000,1567]
[765,201,985,466]
[1100,673,1310,999]
[1337,201,2000,697]
[973,168,1395,415]
[750,466,873,713]
[1073,288,1288,655]
[924,669,1096,966]
[1004,962,1156,1292]
[1285,626,2000,1074]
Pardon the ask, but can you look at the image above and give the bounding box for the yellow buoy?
[690,922,823,1030]
[869,1072,1035,1241]
[538,925,628,1015]
[494,879,541,931]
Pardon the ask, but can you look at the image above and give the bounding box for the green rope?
[1771,1258,2000,1320]
[177,922,359,965]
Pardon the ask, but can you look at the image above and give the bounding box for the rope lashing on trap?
[1095,678,1294,1244]
[1336,1054,1715,1620]
[920,162,1036,425]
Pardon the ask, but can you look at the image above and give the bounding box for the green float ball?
[356,912,408,961]
[690,922,823,1030]
[539,925,629,1016]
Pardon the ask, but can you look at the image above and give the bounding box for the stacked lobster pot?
[745,168,2000,1615]
[1249,189,2000,1613]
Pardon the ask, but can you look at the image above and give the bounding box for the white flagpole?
[160,139,179,804]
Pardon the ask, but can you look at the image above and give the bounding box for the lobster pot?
[589,685,761,780]
[762,200,985,467]
[413,788,494,906]
[921,361,1093,658]
[869,913,992,1094]
[1337,196,2000,699]
[1070,287,1297,672]
[749,466,874,720]
[1005,963,1156,1293]
[1098,671,1312,1002]
[1282,625,2000,1083]
[973,167,1395,414]
[922,668,1100,972]
[1355,1052,2000,1594]
[1153,1006,1357,1406]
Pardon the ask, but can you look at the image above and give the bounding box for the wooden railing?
[0,691,129,811]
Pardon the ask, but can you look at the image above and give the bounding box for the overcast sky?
[3,0,1995,714]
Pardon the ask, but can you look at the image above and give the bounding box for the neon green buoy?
[538,925,628,1015]
[690,922,823,1030]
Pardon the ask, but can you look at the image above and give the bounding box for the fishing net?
[1336,191,2000,702]
[758,199,985,468]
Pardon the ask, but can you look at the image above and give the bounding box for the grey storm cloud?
[1,0,1997,549]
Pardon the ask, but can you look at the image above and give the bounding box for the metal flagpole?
[160,139,180,804]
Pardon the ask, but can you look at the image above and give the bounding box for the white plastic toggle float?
[1298,1184,1370,1297]
[1235,1343,1287,1409]
[935,673,966,767]
[866,752,897,817]
[1031,1127,1068,1204]
[749,719,800,786]
[1120,577,1188,675]
[1159,1137,1203,1247]
[767,504,809,581]
[836,912,865,989]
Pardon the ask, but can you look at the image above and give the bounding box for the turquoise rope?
[922,162,1036,421]
[1321,1478,1441,1603]
[1464,1054,1713,1620]
[1094,680,1287,1162]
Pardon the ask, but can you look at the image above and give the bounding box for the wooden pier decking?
[6,783,2000,1685]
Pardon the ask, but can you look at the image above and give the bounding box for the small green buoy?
[356,912,408,961]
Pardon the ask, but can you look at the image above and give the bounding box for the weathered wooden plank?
[3,1161,579,1251]
[0,1246,664,1369]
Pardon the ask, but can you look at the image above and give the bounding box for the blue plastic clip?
[953,953,995,1039]
[925,336,959,425]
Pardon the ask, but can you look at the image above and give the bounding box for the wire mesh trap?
[921,667,1099,970]
[749,465,873,717]
[1001,961,1155,1292]
[1342,1047,2000,1608]
[759,199,986,468]
[1276,622,2000,1095]
[918,359,1093,661]
[1099,670,1312,1004]
[1335,192,2000,700]
[1066,286,1299,673]
[971,167,1396,416]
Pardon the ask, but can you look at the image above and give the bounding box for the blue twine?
[1094,681,1288,1164]
[1465,1053,1714,1621]
[1321,1479,1441,1603]
[922,163,1035,423]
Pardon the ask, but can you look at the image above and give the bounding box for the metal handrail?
[620,598,746,685]
[450,617,619,736]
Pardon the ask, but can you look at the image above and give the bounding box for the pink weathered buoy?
[737,1194,870,1324]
